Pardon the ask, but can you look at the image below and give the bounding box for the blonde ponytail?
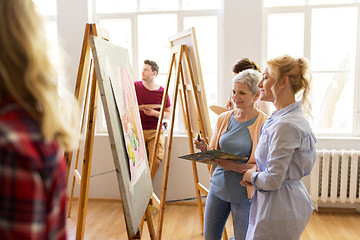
[297,57,312,116]
[266,55,312,116]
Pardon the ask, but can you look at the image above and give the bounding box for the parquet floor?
[66,199,360,240]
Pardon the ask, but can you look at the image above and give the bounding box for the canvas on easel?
[169,28,213,141]
[66,23,156,240]
[89,36,154,238]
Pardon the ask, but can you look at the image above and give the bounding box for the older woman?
[242,55,317,240]
[225,58,261,110]
[194,69,268,240]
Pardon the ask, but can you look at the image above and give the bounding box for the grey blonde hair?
[266,54,312,115]
[0,0,78,150]
[232,69,262,94]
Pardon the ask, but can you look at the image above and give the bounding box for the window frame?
[262,2,360,137]
[91,1,222,134]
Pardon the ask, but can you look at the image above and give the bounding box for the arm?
[163,106,171,120]
[249,123,300,191]
[142,92,172,120]
[214,159,255,174]
[193,111,226,152]
[142,106,171,120]
[241,166,257,186]
[193,136,211,152]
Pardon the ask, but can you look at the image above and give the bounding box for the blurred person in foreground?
[0,0,78,239]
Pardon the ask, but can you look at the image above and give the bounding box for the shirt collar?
[270,100,303,119]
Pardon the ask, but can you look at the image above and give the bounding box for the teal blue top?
[210,114,257,203]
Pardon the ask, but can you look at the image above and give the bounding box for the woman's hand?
[214,160,255,174]
[213,159,237,171]
[240,179,252,187]
[225,99,234,110]
[240,167,256,186]
[193,137,207,152]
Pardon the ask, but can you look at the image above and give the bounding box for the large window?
[93,1,222,133]
[263,1,360,137]
[33,0,58,66]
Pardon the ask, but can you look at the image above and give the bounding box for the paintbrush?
[228,91,232,108]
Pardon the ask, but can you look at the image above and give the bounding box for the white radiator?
[310,149,360,211]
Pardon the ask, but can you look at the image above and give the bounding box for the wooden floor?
[67,199,360,240]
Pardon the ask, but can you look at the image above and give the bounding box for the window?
[137,14,177,86]
[33,0,57,15]
[93,1,222,133]
[263,1,360,136]
[32,0,58,66]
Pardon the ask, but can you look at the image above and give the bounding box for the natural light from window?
[94,0,221,133]
[264,1,360,136]
[310,7,357,134]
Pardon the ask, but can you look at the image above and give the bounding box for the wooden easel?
[149,44,228,240]
[66,23,99,240]
[66,23,157,240]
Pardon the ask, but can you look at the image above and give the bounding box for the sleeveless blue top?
[210,114,257,202]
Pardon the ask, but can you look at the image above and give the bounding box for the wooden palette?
[209,105,228,115]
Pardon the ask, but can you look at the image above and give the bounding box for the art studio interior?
[2,0,360,240]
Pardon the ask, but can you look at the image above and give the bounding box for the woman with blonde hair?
[242,55,316,240]
[0,0,78,239]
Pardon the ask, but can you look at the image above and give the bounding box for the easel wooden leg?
[145,48,177,239]
[129,231,141,240]
[178,74,206,233]
[75,69,98,240]
[223,228,228,239]
[155,48,183,240]
[65,151,73,185]
[67,60,94,218]
[145,206,157,240]
[67,23,96,220]
[126,202,157,240]
[180,45,231,239]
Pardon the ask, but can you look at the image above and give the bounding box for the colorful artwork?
[109,66,147,185]
[90,36,153,237]
[179,149,248,165]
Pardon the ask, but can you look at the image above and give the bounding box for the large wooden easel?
[149,28,230,240]
[149,44,227,240]
[66,23,99,240]
[66,23,157,240]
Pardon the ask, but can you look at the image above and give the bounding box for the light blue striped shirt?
[246,101,317,240]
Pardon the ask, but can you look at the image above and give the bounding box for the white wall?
[57,0,90,92]
[61,1,360,204]
[221,0,262,105]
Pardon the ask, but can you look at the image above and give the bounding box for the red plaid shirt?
[0,96,67,240]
